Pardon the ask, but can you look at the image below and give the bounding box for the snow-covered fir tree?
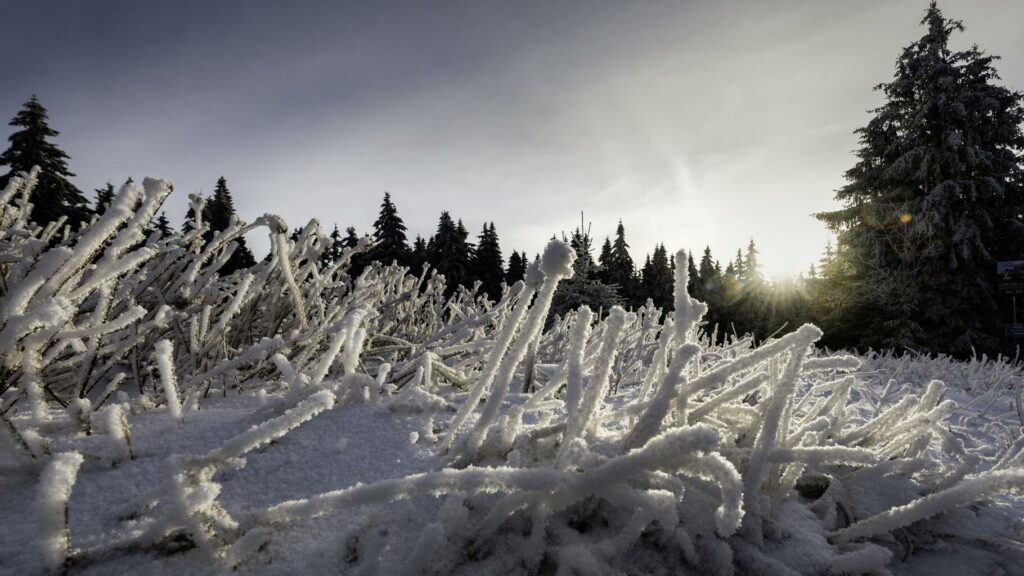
[816,2,1024,354]
[0,95,91,228]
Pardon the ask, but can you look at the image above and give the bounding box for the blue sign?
[998,261,1024,294]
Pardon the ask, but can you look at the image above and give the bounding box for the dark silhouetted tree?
[0,95,90,228]
[205,177,256,275]
[410,235,428,277]
[506,250,527,285]
[368,192,410,266]
[154,212,172,237]
[428,211,473,294]
[642,244,673,311]
[606,220,638,306]
[94,182,115,215]
[472,222,504,300]
[815,2,1024,354]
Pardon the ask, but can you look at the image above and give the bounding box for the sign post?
[999,261,1024,346]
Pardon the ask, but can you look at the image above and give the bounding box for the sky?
[2,1,1023,278]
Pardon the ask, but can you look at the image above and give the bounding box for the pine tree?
[506,251,527,285]
[0,95,90,228]
[205,177,256,275]
[368,192,410,266]
[472,222,504,300]
[428,211,473,294]
[94,182,115,215]
[815,2,1024,354]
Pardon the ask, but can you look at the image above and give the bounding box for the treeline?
[0,93,809,341]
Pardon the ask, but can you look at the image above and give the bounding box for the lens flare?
[898,212,913,224]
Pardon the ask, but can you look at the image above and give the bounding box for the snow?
[2,170,1024,575]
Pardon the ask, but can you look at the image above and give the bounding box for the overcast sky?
[2,1,1022,276]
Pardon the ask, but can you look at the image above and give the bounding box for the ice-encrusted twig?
[37,451,84,572]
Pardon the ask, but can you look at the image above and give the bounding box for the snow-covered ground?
[2,173,1024,575]
[2,351,1023,575]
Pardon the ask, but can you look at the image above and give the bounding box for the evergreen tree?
[321,224,343,268]
[428,211,473,294]
[154,212,172,237]
[506,251,527,285]
[410,235,428,277]
[343,226,367,278]
[697,247,718,292]
[607,220,639,306]
[732,249,745,280]
[552,221,621,317]
[642,244,674,311]
[205,177,256,275]
[94,182,115,215]
[0,95,90,228]
[686,253,700,299]
[368,192,410,266]
[456,219,475,262]
[815,2,1024,354]
[696,246,723,329]
[597,237,613,283]
[342,226,360,250]
[737,239,767,338]
[473,223,504,300]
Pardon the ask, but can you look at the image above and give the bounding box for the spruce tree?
[342,227,360,250]
[597,237,613,283]
[506,251,527,285]
[686,253,700,299]
[472,222,504,300]
[368,192,410,266]
[205,177,256,274]
[552,224,621,317]
[642,244,674,311]
[94,182,115,215]
[0,95,90,228]
[410,235,428,277]
[343,226,366,278]
[321,224,343,268]
[607,220,638,305]
[154,212,172,237]
[428,212,473,294]
[816,2,1024,354]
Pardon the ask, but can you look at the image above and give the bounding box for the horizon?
[2,0,1023,277]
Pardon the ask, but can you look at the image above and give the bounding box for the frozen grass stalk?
[37,452,84,572]
[154,339,183,421]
